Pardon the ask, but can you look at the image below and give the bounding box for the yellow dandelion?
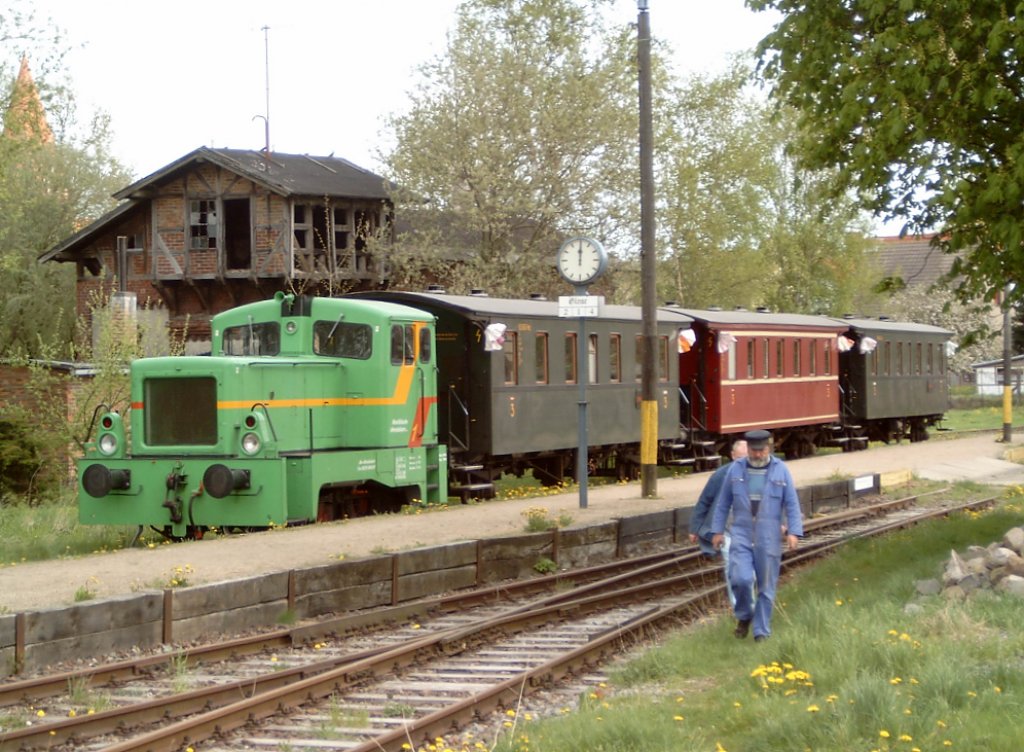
[674,714,684,721]
[890,677,903,685]
[904,708,912,715]
[835,599,843,606]
[733,701,742,708]
[936,720,947,728]
[36,710,45,718]
[806,704,820,713]
[402,745,412,751]
[412,623,422,630]
[943,741,953,747]
[967,690,977,698]
[994,686,1002,693]
[879,730,890,739]
[506,709,517,717]
[899,734,913,742]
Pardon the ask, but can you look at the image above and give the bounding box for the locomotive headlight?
[241,432,261,455]
[98,432,119,456]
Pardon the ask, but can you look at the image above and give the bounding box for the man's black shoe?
[754,635,768,642]
[734,619,751,638]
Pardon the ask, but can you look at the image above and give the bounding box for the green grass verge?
[477,489,1024,752]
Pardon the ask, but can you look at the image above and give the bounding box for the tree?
[655,64,881,314]
[381,0,651,297]
[748,0,1024,307]
[0,2,131,359]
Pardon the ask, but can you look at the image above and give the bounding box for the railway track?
[0,491,995,752]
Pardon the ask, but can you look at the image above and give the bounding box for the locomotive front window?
[222,321,280,356]
[144,377,217,446]
[313,320,372,359]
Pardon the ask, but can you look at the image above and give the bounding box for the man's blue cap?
[744,429,771,449]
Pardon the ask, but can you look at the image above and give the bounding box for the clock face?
[557,237,607,285]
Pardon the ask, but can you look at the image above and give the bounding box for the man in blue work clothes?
[710,429,803,642]
[689,439,747,606]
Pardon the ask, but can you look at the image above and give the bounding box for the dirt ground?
[1,432,1019,614]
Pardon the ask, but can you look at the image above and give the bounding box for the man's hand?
[711,533,724,550]
[786,533,798,552]
[688,533,698,544]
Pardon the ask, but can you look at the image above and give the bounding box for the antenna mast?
[262,25,271,154]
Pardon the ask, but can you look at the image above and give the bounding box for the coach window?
[883,341,891,375]
[503,332,519,384]
[896,341,903,376]
[610,333,622,383]
[793,338,802,376]
[763,338,770,378]
[809,339,817,375]
[776,340,784,377]
[824,338,832,375]
[635,335,643,381]
[927,343,933,375]
[566,333,578,383]
[727,338,737,380]
[746,340,755,378]
[916,343,923,375]
[588,334,599,384]
[871,346,879,376]
[535,332,549,384]
[659,335,670,381]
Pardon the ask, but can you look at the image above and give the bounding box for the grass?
[476,488,1024,752]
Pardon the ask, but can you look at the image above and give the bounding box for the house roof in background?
[872,233,956,289]
[114,147,396,201]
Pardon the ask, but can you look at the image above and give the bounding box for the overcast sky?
[26,0,780,179]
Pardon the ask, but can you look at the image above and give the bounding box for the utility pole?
[1003,282,1014,443]
[637,1,658,497]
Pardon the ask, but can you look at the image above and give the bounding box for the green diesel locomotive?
[78,292,447,539]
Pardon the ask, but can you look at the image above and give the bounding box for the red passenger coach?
[672,308,849,459]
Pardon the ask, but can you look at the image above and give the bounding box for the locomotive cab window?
[313,320,373,359]
[391,325,416,365]
[222,321,280,356]
[419,327,431,364]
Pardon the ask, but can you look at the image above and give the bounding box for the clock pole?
[556,236,607,509]
[574,282,589,509]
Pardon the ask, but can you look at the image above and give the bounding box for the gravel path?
[1,432,1019,614]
